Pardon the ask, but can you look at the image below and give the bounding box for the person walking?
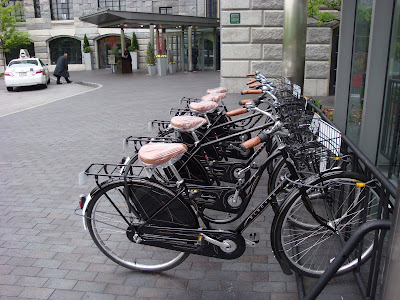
[53,52,72,84]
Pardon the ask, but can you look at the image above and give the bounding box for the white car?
[4,58,50,91]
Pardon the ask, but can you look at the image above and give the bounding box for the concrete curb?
[75,81,102,88]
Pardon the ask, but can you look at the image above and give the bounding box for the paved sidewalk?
[0,70,360,299]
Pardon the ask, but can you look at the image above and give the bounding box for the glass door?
[203,34,215,70]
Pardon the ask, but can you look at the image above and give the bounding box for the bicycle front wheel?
[271,171,382,277]
[86,180,197,272]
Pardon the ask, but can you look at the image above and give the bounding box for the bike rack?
[294,102,396,300]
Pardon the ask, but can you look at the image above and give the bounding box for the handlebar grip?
[226,107,248,117]
[246,73,256,77]
[239,99,254,105]
[249,83,262,88]
[241,89,263,95]
[246,79,257,85]
[241,137,261,150]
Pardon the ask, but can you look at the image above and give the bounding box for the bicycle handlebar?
[241,136,261,150]
[239,99,254,105]
[241,89,263,95]
[246,79,257,85]
[226,107,248,117]
[239,121,284,150]
[249,83,262,88]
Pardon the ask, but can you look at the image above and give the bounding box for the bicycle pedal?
[249,232,259,243]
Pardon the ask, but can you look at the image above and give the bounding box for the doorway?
[97,36,131,69]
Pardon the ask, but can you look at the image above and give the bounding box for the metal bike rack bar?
[293,102,396,300]
[304,220,391,300]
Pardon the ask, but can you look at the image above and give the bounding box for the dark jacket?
[53,56,69,77]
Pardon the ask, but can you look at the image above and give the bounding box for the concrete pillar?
[120,28,125,53]
[149,25,155,47]
[188,25,193,71]
[282,0,308,89]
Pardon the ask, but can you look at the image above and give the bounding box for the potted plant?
[128,32,139,70]
[82,34,93,70]
[168,49,177,74]
[146,42,157,76]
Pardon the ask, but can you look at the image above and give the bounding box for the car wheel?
[6,87,13,92]
[42,83,48,89]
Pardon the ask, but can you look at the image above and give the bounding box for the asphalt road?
[0,76,99,118]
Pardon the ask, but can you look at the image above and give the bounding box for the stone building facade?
[0,0,207,72]
[220,0,338,96]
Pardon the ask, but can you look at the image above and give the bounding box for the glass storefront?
[346,0,373,145]
[377,0,400,182]
[97,36,131,69]
[165,28,219,72]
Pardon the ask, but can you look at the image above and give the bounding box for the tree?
[82,34,91,53]
[127,32,139,52]
[308,0,341,25]
[0,0,31,69]
[145,42,155,65]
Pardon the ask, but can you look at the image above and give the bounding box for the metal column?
[282,0,308,88]
[188,25,193,72]
[381,181,400,299]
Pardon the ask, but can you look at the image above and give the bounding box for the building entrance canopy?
[80,9,220,72]
[79,9,219,29]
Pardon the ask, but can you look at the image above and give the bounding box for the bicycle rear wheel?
[271,171,382,277]
[85,179,198,272]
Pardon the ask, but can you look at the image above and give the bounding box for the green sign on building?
[230,13,240,24]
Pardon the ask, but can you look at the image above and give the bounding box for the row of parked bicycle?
[77,72,382,278]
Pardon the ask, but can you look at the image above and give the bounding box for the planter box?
[83,52,93,70]
[168,63,177,74]
[130,51,138,70]
[156,57,167,76]
[147,65,157,76]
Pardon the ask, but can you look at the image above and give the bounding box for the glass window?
[377,0,400,183]
[49,37,82,64]
[206,0,218,18]
[159,7,172,14]
[4,0,25,22]
[50,0,73,20]
[346,0,373,145]
[34,0,41,18]
[9,59,38,67]
[98,0,126,10]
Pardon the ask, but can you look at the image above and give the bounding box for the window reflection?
[377,1,400,183]
[346,1,372,145]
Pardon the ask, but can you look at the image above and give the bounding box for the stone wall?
[220,0,337,96]
[1,0,207,72]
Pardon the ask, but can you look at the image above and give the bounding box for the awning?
[79,9,220,29]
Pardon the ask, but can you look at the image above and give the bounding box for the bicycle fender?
[81,194,92,231]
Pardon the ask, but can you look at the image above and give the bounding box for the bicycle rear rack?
[123,136,178,152]
[79,163,146,186]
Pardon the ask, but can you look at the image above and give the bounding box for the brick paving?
[0,70,363,299]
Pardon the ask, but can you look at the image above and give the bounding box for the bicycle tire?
[86,179,198,272]
[271,171,382,277]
